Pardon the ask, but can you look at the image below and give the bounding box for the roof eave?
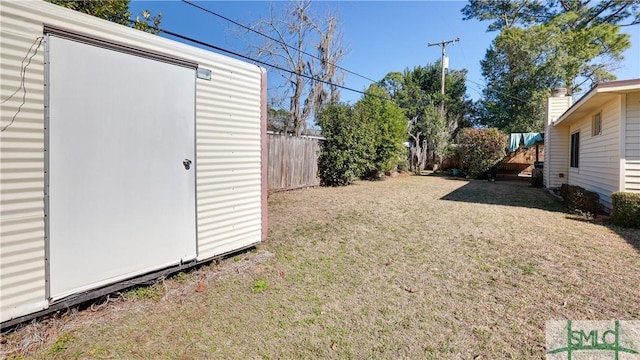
[553,79,640,127]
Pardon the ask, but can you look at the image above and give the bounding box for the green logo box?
[546,320,640,359]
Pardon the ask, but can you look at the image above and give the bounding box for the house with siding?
[544,79,640,211]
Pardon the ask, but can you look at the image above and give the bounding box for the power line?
[1,36,44,132]
[180,0,378,83]
[180,2,537,109]
[137,22,391,101]
[443,39,530,105]
[466,84,485,98]
[466,78,529,104]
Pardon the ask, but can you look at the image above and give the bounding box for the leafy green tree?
[465,0,637,132]
[462,0,639,33]
[461,0,552,31]
[477,28,553,132]
[48,0,162,34]
[535,11,631,91]
[317,104,376,186]
[379,63,471,173]
[267,107,291,133]
[355,85,408,176]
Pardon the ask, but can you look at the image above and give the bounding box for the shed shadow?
[440,178,566,213]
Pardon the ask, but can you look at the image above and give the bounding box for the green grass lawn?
[6,175,640,359]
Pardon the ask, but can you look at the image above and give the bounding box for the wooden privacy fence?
[267,132,324,191]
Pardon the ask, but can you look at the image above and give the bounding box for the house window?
[592,112,602,136]
[570,132,580,168]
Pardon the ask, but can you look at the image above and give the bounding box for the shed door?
[47,35,197,300]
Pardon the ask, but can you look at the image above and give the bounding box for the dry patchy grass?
[3,175,639,359]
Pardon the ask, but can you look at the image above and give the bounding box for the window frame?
[570,131,580,168]
[592,112,602,137]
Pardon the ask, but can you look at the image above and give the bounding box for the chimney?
[547,89,572,125]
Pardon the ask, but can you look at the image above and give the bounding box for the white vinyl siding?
[1,0,264,323]
[545,125,570,188]
[626,92,640,159]
[625,92,640,191]
[626,161,640,191]
[545,96,572,188]
[592,112,602,136]
[567,98,621,210]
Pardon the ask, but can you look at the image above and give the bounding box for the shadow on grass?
[611,225,640,252]
[440,178,567,213]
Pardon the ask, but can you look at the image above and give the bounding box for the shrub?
[611,192,640,228]
[356,85,408,178]
[531,169,543,187]
[397,158,409,173]
[317,104,376,186]
[560,184,602,215]
[454,128,507,179]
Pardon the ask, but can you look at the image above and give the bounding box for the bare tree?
[408,116,428,174]
[249,1,346,136]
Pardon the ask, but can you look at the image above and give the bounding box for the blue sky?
[129,1,640,105]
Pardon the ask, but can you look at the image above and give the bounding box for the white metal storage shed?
[0,0,267,326]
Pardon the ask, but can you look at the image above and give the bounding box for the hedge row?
[611,192,640,229]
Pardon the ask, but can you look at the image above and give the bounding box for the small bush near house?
[454,128,507,179]
[611,192,640,228]
[560,184,602,216]
[531,169,543,187]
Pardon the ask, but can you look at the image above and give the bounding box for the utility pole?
[428,38,459,110]
[427,38,459,171]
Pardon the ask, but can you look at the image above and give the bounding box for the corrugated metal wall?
[0,0,264,323]
[0,2,48,322]
[196,61,263,259]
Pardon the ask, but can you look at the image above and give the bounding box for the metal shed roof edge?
[8,0,264,74]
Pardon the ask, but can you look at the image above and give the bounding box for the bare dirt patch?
[3,175,639,359]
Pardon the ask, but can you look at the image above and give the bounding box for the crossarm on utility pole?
[427,38,460,98]
[425,37,460,170]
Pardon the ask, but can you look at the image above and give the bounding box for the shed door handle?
[183,159,192,170]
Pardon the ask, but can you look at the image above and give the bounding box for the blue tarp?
[523,132,543,147]
[509,132,543,152]
[509,133,521,153]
